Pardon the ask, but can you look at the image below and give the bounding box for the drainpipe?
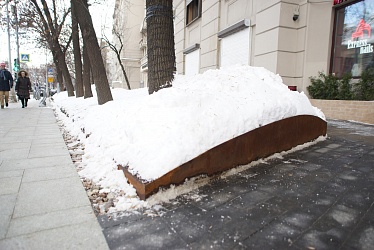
[302,0,310,94]
[216,0,222,69]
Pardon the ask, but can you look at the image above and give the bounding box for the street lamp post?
[6,0,11,71]
[14,1,20,69]
[7,0,17,102]
[45,47,52,98]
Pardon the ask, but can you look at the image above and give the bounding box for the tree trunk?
[72,0,113,105]
[49,40,75,96]
[55,45,75,96]
[83,45,93,98]
[51,53,64,91]
[146,0,175,95]
[71,1,84,97]
[56,66,64,91]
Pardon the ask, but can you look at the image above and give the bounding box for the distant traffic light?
[13,58,19,72]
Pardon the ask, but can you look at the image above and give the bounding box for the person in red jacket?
[15,70,32,108]
[0,62,14,109]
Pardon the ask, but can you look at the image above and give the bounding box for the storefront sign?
[347,19,373,54]
[333,0,350,5]
[331,0,374,77]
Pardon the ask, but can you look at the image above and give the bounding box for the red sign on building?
[334,0,350,5]
[347,19,373,54]
[352,19,371,40]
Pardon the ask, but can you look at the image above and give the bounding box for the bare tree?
[82,44,93,98]
[102,30,131,90]
[26,0,75,96]
[71,0,112,105]
[146,0,175,94]
[71,0,84,97]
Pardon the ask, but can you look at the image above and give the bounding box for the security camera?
[293,6,300,21]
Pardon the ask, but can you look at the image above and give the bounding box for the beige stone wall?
[200,0,219,72]
[301,2,334,95]
[255,0,333,93]
[174,0,186,74]
[173,0,335,93]
[310,99,374,125]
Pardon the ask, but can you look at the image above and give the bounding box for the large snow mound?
[52,65,325,183]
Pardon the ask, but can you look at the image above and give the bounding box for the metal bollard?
[38,89,47,107]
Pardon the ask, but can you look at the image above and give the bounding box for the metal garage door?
[185,49,200,76]
[220,28,250,68]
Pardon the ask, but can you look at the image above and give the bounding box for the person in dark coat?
[15,70,32,108]
[0,62,14,109]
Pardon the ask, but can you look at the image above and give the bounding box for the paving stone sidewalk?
[99,120,374,250]
[0,100,109,250]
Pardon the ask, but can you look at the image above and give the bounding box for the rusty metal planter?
[118,115,327,200]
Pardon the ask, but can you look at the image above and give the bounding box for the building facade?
[110,0,144,89]
[174,0,374,94]
[110,0,374,93]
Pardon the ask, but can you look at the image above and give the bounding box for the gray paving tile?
[9,127,36,133]
[0,220,109,250]
[7,205,95,238]
[18,134,63,140]
[104,217,183,250]
[0,155,73,171]
[315,147,331,153]
[0,170,23,179]
[13,177,89,218]
[0,142,31,150]
[34,128,62,136]
[38,120,59,125]
[327,204,360,228]
[28,144,69,158]
[5,131,35,138]
[0,177,22,195]
[356,227,374,250]
[0,136,29,143]
[22,165,78,182]
[0,149,29,160]
[31,138,65,146]
[0,194,17,240]
[326,143,341,149]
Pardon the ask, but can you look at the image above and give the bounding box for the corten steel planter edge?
[118,115,327,200]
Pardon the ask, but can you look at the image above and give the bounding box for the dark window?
[186,0,201,25]
[331,0,374,77]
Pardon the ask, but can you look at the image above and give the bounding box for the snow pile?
[51,65,325,212]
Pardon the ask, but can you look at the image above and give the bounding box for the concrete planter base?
[310,99,374,125]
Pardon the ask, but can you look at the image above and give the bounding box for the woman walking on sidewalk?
[15,70,32,108]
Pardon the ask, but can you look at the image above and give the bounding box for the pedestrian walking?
[15,70,32,108]
[0,62,14,109]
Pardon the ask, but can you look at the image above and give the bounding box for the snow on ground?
[51,65,325,213]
